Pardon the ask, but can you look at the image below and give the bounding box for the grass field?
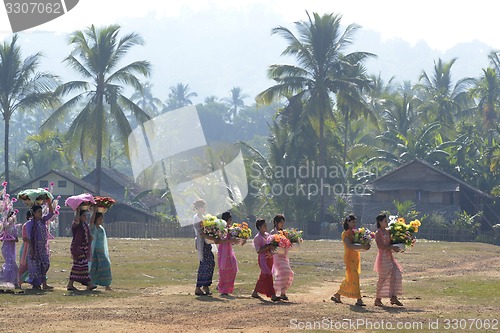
[0,237,499,332]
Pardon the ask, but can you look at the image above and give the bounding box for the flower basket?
[94,196,116,213]
[200,214,227,242]
[267,231,291,254]
[228,222,252,242]
[97,207,108,213]
[388,216,421,251]
[353,227,375,251]
[392,243,406,252]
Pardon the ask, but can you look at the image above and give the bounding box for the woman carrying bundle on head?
[66,207,96,291]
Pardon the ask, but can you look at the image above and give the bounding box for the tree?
[223,86,248,123]
[42,25,151,194]
[0,35,57,190]
[130,81,164,117]
[165,83,197,111]
[416,58,473,127]
[256,11,374,222]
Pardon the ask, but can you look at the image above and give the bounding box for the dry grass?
[0,238,499,332]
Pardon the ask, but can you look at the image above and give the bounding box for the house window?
[58,180,67,188]
[39,180,48,188]
[429,192,443,204]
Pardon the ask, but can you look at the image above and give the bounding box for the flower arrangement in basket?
[17,187,53,207]
[201,214,227,243]
[388,216,421,252]
[267,231,291,254]
[352,227,375,251]
[228,222,252,243]
[94,196,116,213]
[283,228,303,251]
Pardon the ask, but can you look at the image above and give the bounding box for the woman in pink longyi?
[270,214,294,301]
[216,212,239,296]
[374,213,404,307]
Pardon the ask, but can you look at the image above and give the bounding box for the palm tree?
[416,58,473,126]
[165,83,197,111]
[0,35,57,190]
[42,25,151,194]
[130,81,164,117]
[256,11,374,222]
[223,86,248,122]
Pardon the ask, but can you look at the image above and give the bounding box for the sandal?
[280,295,289,301]
[331,295,342,303]
[390,299,404,306]
[355,301,366,306]
[271,296,281,302]
[251,293,261,299]
[374,300,384,307]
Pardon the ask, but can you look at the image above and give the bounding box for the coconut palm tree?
[42,25,151,194]
[256,11,374,222]
[130,81,164,117]
[165,83,197,111]
[416,58,473,127]
[223,86,248,122]
[0,34,57,190]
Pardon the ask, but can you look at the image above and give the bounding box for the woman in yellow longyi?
[331,215,370,306]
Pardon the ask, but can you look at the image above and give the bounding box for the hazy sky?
[2,0,497,50]
[0,0,497,102]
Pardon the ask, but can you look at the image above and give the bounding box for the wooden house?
[353,159,496,229]
[12,169,163,237]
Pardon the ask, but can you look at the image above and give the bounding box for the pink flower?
[56,205,61,210]
[50,182,55,186]
[55,211,60,215]
[11,198,17,202]
[14,209,19,214]
[1,182,7,187]
[44,188,49,191]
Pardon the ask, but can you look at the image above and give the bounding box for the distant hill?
[12,12,496,103]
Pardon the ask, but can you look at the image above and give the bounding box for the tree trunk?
[318,105,325,225]
[96,93,104,195]
[4,114,10,192]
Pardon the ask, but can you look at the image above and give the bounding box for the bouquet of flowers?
[267,231,291,254]
[94,196,116,213]
[228,222,252,242]
[283,228,303,243]
[353,227,375,245]
[201,214,227,243]
[283,228,303,251]
[388,216,421,251]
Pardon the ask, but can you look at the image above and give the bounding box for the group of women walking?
[0,198,112,292]
[332,213,404,307]
[192,199,405,306]
[192,199,295,301]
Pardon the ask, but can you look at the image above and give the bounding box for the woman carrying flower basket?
[193,199,216,296]
[374,213,404,307]
[331,215,370,306]
[270,214,294,301]
[251,219,280,302]
[89,207,112,290]
[216,212,240,296]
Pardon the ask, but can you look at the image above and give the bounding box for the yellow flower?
[397,217,406,224]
